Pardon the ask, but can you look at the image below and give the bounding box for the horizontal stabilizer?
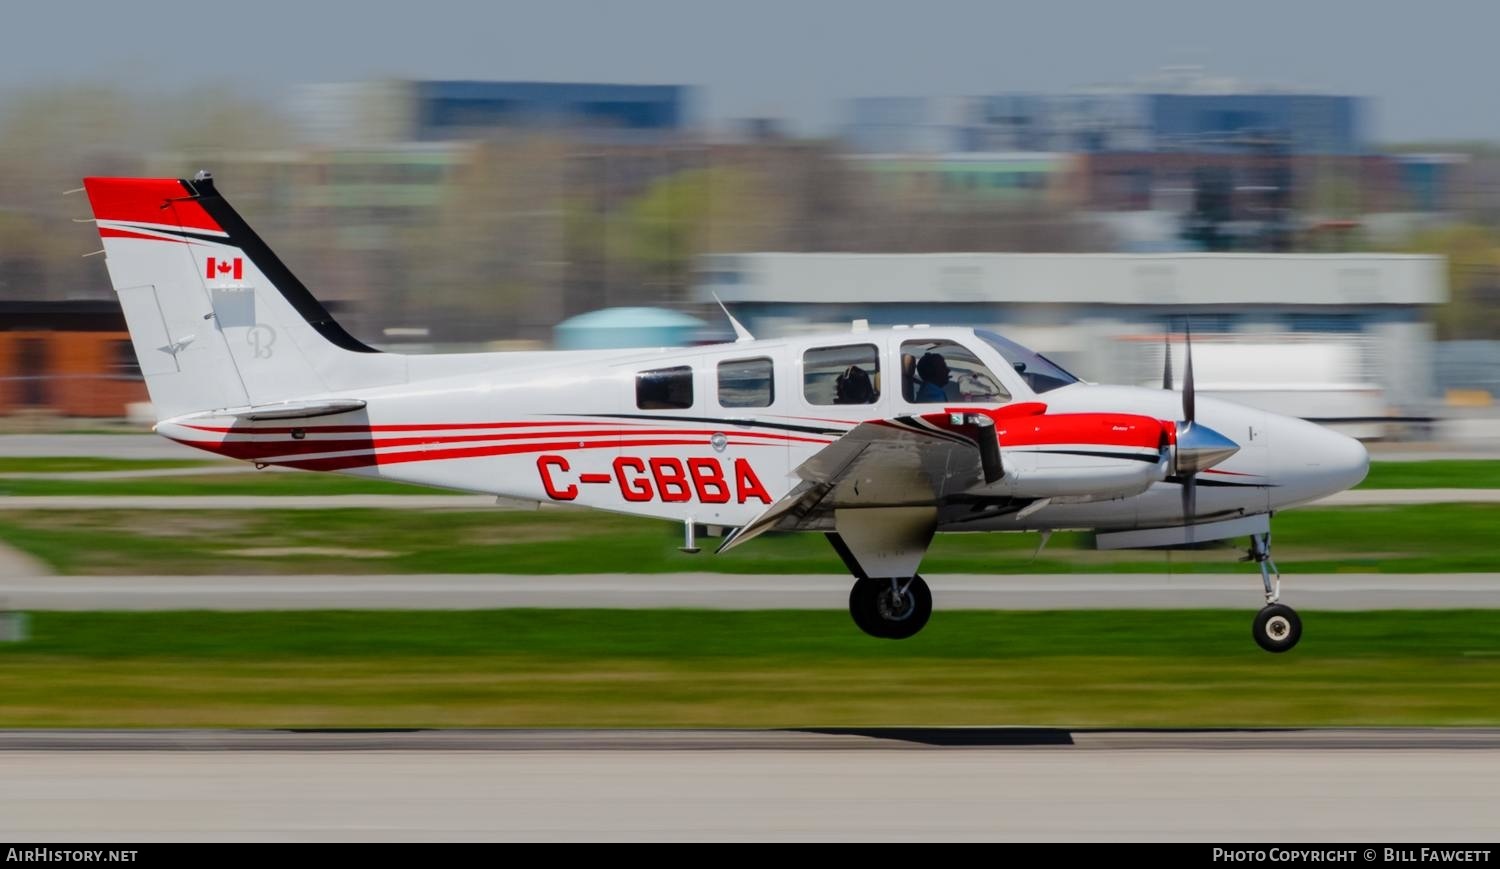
[178,399,367,422]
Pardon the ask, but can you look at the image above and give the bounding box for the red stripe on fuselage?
[246,438,778,471]
[1201,467,1260,477]
[171,427,830,461]
[166,435,796,467]
[179,420,651,435]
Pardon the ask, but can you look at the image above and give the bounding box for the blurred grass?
[0,504,1497,575]
[2,610,1498,727]
[1361,460,1500,488]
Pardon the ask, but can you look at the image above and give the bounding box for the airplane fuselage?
[156,325,1369,536]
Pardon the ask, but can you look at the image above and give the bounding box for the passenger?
[914,352,950,403]
[834,365,875,404]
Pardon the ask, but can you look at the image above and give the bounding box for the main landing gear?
[1246,531,1301,653]
[828,532,933,640]
[849,576,932,640]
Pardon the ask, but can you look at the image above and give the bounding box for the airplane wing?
[718,411,1001,553]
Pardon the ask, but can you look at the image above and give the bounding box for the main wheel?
[1252,603,1302,653]
[849,576,932,640]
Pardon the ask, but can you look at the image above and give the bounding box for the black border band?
[182,176,379,354]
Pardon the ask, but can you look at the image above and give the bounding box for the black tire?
[1252,603,1302,653]
[849,575,932,640]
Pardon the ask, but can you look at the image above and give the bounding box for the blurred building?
[845,90,1364,157]
[846,152,1077,209]
[292,80,688,147]
[698,252,1445,433]
[842,75,1404,252]
[0,301,144,417]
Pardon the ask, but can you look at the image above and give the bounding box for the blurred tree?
[1404,224,1500,339]
[158,87,297,156]
[0,85,149,300]
[0,212,48,296]
[612,166,779,301]
[0,84,296,301]
[402,136,571,341]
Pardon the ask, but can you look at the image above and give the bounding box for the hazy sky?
[3,0,1496,142]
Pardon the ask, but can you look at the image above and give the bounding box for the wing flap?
[719,412,1000,550]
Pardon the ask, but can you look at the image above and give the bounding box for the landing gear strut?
[1245,532,1301,653]
[828,532,933,640]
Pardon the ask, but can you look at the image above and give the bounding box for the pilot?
[914,352,950,403]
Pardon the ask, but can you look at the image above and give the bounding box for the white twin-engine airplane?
[83,172,1369,652]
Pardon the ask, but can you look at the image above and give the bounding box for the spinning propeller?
[1163,322,1240,534]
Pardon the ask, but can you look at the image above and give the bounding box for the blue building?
[1147,93,1363,155]
[292,80,689,146]
[413,81,686,140]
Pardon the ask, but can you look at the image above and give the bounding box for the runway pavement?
[3,730,1499,841]
[0,434,199,460]
[4,728,1500,751]
[5,572,1500,610]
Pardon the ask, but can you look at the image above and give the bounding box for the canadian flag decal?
[205,256,244,281]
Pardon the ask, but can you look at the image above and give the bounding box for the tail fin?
[83,173,396,421]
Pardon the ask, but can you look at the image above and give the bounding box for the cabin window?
[803,344,880,406]
[637,366,694,410]
[974,330,1080,394]
[900,339,1009,404]
[718,357,773,408]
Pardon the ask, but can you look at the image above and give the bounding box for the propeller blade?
[1181,472,1197,542]
[1161,330,1173,391]
[1182,321,1195,425]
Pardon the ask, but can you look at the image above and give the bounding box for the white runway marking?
[5,572,1500,610]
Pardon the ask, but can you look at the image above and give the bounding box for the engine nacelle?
[981,411,1172,500]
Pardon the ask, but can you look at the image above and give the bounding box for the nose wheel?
[1245,531,1300,652]
[849,576,932,640]
[1253,603,1302,653]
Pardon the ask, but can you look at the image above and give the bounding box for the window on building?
[15,338,48,407]
[1287,314,1360,334]
[718,357,773,408]
[110,340,142,381]
[637,366,694,410]
[901,340,1009,404]
[804,344,879,405]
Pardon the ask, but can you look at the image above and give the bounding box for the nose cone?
[1309,426,1370,494]
[1269,418,1370,508]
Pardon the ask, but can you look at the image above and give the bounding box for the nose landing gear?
[1245,532,1301,653]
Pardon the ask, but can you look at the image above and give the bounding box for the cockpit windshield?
[975,329,1081,394]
